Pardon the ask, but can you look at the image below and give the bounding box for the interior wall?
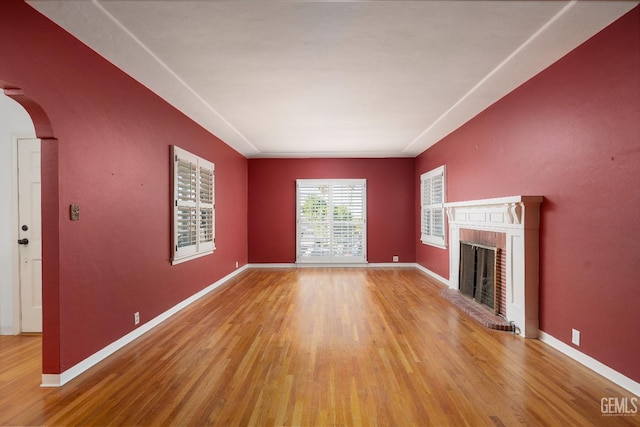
[416,6,640,382]
[0,95,36,334]
[248,158,415,264]
[5,0,638,386]
[0,0,248,373]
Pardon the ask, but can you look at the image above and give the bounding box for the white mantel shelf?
[445,195,543,230]
[444,195,543,338]
[445,195,543,208]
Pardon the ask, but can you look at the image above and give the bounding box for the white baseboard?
[248,262,415,269]
[366,262,416,268]
[296,262,370,268]
[414,263,451,287]
[41,262,429,386]
[247,263,297,268]
[41,263,639,397]
[41,265,250,387]
[416,265,639,397]
[538,331,639,397]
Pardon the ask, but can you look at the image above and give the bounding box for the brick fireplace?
[444,196,543,338]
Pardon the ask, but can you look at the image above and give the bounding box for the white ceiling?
[27,1,638,158]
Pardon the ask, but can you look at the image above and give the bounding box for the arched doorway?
[1,83,61,383]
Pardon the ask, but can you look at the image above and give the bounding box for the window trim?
[171,145,215,265]
[420,165,447,249]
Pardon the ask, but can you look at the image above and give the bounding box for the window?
[172,146,215,264]
[421,165,446,248]
[296,179,366,263]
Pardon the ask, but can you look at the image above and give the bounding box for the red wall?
[2,0,638,386]
[0,0,248,373]
[248,158,415,264]
[416,7,640,382]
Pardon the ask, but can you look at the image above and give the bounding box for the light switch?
[70,203,80,221]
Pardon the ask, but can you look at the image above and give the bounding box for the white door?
[17,138,42,333]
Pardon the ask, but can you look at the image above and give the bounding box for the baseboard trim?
[247,263,416,269]
[247,263,297,268]
[366,263,416,268]
[414,265,639,396]
[414,263,451,287]
[41,263,427,385]
[538,331,639,397]
[41,265,250,387]
[41,263,639,397]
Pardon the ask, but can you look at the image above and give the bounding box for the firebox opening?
[459,242,498,314]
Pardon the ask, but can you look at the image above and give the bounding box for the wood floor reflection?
[0,268,636,426]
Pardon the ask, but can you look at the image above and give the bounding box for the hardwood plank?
[0,268,638,426]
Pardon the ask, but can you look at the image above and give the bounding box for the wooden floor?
[0,268,637,426]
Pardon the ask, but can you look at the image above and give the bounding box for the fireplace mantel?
[444,196,543,338]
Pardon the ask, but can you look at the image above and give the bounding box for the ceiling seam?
[402,0,578,155]
[91,0,260,155]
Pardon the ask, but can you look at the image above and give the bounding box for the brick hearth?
[440,288,514,332]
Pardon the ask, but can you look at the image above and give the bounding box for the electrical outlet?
[392,256,399,262]
[571,328,580,346]
[134,312,140,325]
[235,261,239,268]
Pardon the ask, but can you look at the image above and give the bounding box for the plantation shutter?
[332,183,365,260]
[297,183,330,259]
[173,146,215,263]
[175,152,198,258]
[296,179,366,263]
[198,162,215,252]
[421,166,446,247]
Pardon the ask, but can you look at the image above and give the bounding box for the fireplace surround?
[444,196,543,338]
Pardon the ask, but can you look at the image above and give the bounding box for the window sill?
[421,240,447,250]
[171,250,214,265]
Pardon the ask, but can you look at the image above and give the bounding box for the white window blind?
[172,146,215,264]
[296,179,366,264]
[421,166,446,248]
